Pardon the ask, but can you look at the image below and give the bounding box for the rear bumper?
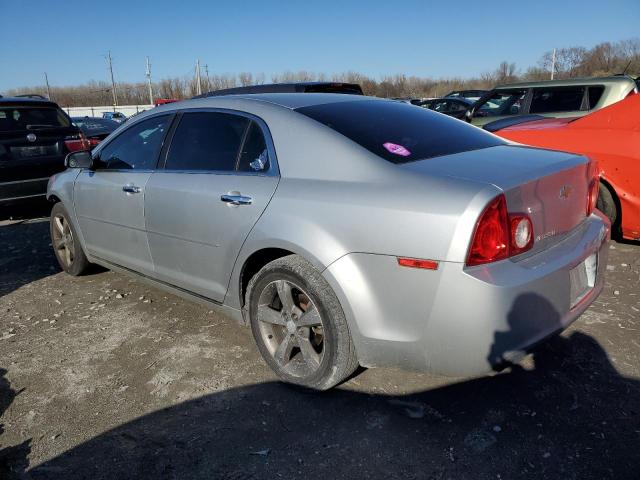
[0,177,50,204]
[323,212,610,376]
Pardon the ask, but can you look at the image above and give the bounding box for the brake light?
[467,195,510,266]
[587,177,600,216]
[64,132,90,152]
[586,159,600,216]
[466,194,535,266]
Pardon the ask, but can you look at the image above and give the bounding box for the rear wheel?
[596,183,618,229]
[50,202,90,276]
[247,255,359,390]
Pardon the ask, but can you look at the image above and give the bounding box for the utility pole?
[145,56,154,105]
[550,48,556,80]
[204,64,210,91]
[44,72,52,100]
[195,59,202,96]
[107,51,118,107]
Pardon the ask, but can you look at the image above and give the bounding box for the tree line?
[5,38,639,107]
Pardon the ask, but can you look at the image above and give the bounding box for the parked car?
[490,93,640,241]
[420,97,474,119]
[466,76,637,126]
[71,117,120,147]
[102,111,127,123]
[193,82,364,98]
[445,89,488,101]
[50,93,609,389]
[0,96,87,205]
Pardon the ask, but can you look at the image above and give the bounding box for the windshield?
[72,117,120,132]
[476,89,527,117]
[296,99,503,164]
[0,106,70,131]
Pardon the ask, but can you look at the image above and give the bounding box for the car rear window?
[295,99,503,164]
[0,106,70,132]
[587,86,605,109]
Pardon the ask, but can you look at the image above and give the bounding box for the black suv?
[0,95,85,205]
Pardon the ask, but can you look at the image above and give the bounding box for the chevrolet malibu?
[48,93,610,390]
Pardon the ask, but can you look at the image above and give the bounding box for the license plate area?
[569,253,597,308]
[12,145,57,158]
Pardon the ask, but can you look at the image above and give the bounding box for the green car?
[466,75,637,127]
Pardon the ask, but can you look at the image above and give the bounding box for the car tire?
[246,254,359,390]
[596,183,618,229]
[50,202,90,276]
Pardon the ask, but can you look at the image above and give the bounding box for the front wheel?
[50,202,90,276]
[247,255,359,390]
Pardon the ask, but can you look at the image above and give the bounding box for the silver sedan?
[48,93,610,389]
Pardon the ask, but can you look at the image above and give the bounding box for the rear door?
[0,102,79,201]
[74,114,172,275]
[145,110,279,302]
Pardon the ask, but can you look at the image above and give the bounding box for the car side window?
[98,115,170,170]
[165,112,249,171]
[529,87,585,114]
[237,121,270,172]
[476,90,527,117]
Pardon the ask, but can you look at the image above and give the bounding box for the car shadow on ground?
[16,330,638,480]
[0,369,30,480]
[0,214,57,298]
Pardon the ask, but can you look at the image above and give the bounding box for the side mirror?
[65,150,94,169]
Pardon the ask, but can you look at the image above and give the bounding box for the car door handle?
[220,194,252,206]
[122,185,141,194]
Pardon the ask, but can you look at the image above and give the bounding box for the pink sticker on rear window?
[383,142,411,157]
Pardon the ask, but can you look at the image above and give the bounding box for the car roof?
[495,75,636,89]
[0,96,59,107]
[168,92,378,111]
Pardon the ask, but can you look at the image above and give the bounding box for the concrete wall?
[63,104,154,118]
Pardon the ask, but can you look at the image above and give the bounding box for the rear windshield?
[0,106,70,132]
[296,99,503,164]
[72,117,119,132]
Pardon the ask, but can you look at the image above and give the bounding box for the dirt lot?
[1,202,639,480]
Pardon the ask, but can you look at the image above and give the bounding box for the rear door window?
[529,87,585,113]
[237,121,270,172]
[476,89,527,117]
[98,115,171,170]
[296,99,503,164]
[164,112,249,171]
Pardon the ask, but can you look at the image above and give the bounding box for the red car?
[492,94,640,241]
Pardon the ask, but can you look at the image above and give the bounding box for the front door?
[74,114,172,275]
[145,111,279,302]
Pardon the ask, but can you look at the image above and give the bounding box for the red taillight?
[397,257,439,270]
[586,159,600,216]
[587,177,600,216]
[467,195,510,266]
[466,194,535,266]
[64,132,90,152]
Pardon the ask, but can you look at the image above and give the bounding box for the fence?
[63,104,154,118]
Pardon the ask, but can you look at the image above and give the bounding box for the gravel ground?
[0,202,639,480]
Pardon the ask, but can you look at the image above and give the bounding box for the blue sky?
[1,0,638,91]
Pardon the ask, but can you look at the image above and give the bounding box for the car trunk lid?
[402,144,592,255]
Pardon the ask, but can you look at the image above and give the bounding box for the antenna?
[622,60,632,76]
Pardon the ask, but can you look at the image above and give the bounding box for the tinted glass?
[529,87,585,113]
[72,117,119,133]
[588,86,605,109]
[238,121,269,172]
[98,115,170,170]
[0,106,70,132]
[165,112,248,171]
[476,89,527,117]
[296,100,503,164]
